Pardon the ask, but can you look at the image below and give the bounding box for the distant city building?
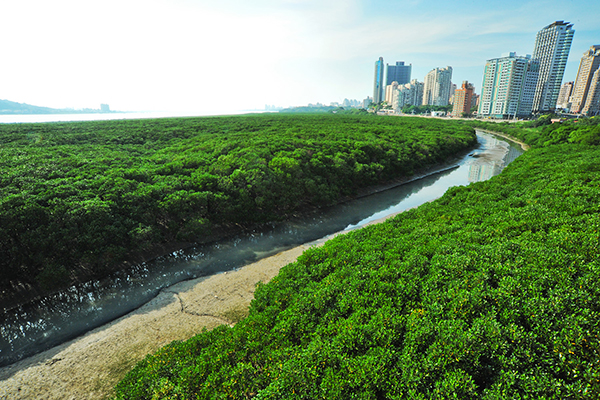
[373,57,385,103]
[362,96,373,109]
[556,81,574,110]
[407,79,424,107]
[336,99,360,108]
[451,81,475,117]
[582,68,600,116]
[100,104,110,112]
[385,81,400,104]
[449,83,458,105]
[391,79,424,111]
[386,61,412,86]
[423,66,453,106]
[531,21,575,113]
[472,93,480,108]
[478,52,539,119]
[570,45,600,114]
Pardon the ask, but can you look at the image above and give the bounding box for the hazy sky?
[1,0,599,114]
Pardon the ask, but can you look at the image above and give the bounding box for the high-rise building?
[570,45,600,114]
[386,61,412,86]
[373,57,385,104]
[531,21,575,113]
[423,66,453,106]
[407,79,424,107]
[385,81,400,104]
[582,68,600,116]
[556,81,574,110]
[391,79,424,111]
[478,52,539,119]
[451,81,475,117]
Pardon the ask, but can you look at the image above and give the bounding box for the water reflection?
[467,135,522,183]
[0,131,523,367]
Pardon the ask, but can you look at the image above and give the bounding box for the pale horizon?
[2,0,599,114]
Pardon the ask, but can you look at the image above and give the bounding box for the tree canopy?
[113,117,600,398]
[0,114,476,306]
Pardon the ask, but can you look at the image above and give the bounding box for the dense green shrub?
[466,116,600,148]
[0,114,476,299]
[113,142,600,398]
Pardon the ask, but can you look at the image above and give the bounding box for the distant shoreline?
[0,110,265,124]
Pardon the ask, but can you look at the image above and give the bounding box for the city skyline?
[1,0,600,115]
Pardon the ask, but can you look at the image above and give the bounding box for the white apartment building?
[385,81,400,105]
[391,79,424,111]
[478,53,539,119]
[423,67,453,106]
[531,21,575,112]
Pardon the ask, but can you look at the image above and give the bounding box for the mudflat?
[0,244,311,400]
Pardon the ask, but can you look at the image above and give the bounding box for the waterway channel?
[0,131,524,367]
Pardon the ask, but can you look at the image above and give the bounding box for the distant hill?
[0,99,110,115]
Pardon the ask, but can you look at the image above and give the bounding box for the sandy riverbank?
[0,209,384,400]
[0,243,312,400]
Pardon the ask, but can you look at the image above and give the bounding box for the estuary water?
[0,110,263,124]
[0,131,524,367]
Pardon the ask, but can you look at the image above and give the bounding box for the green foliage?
[329,107,370,115]
[113,144,600,399]
[402,104,453,115]
[466,116,600,148]
[530,113,555,127]
[569,124,600,145]
[0,114,476,299]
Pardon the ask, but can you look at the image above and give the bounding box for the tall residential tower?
[531,21,575,113]
[570,45,600,114]
[478,52,539,119]
[423,66,453,106]
[373,57,385,104]
[451,81,475,117]
[582,69,600,116]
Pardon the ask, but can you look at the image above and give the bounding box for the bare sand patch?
[0,207,411,400]
[0,244,309,400]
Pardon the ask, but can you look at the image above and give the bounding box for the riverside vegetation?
[0,114,476,307]
[112,116,600,399]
